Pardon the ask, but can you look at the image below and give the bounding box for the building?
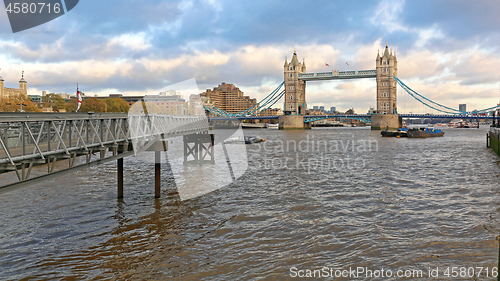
[330,106,336,113]
[200,82,257,114]
[189,94,205,116]
[459,104,466,112]
[56,93,70,99]
[258,108,283,117]
[306,109,325,116]
[376,43,398,114]
[28,95,41,103]
[0,72,27,100]
[104,93,188,114]
[319,106,325,111]
[345,108,355,115]
[313,106,319,110]
[283,50,307,115]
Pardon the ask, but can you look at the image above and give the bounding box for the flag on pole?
[346,62,349,66]
[76,84,83,112]
[325,63,329,67]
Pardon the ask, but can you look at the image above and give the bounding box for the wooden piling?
[117,152,123,198]
[155,151,161,198]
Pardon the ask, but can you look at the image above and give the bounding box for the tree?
[79,97,107,112]
[42,94,66,112]
[66,98,77,112]
[104,97,130,113]
[0,96,41,112]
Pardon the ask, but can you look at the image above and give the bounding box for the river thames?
[1,126,499,280]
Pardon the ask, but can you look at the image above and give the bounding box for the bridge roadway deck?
[298,70,377,81]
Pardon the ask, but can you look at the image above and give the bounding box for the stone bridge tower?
[376,43,398,114]
[372,43,401,130]
[283,50,306,115]
[279,50,310,129]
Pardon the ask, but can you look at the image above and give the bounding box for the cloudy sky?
[1,0,499,113]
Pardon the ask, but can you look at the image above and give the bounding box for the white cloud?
[415,25,445,48]
[109,32,151,51]
[370,0,445,50]
[370,0,407,33]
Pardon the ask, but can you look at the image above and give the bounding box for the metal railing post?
[21,122,25,156]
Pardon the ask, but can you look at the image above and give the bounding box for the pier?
[0,112,209,197]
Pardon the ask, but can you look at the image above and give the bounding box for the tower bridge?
[279,43,398,129]
[204,44,500,129]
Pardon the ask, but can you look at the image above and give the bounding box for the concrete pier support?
[370,114,402,130]
[155,151,161,198]
[278,115,311,130]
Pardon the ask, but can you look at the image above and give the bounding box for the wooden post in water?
[146,137,167,198]
[155,151,161,198]
[117,151,123,198]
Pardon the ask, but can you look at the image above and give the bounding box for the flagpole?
[76,83,81,113]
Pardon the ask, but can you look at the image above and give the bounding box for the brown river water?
[1,126,499,280]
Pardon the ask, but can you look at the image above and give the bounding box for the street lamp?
[16,103,27,112]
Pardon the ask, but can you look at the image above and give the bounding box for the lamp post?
[16,103,27,112]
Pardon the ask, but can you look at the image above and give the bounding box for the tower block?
[279,50,310,129]
[372,43,401,130]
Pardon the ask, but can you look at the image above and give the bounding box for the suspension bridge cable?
[396,77,500,115]
[202,82,285,117]
[397,80,463,115]
[394,77,466,114]
[236,82,284,115]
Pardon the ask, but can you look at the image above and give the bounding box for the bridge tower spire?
[376,43,398,114]
[284,50,306,115]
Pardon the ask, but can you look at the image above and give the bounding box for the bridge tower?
[284,50,307,115]
[376,43,398,114]
[279,50,310,129]
[372,43,401,130]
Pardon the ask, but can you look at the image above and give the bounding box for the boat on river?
[381,128,408,137]
[407,127,444,138]
[224,136,265,144]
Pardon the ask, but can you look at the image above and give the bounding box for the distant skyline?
[1,0,500,113]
